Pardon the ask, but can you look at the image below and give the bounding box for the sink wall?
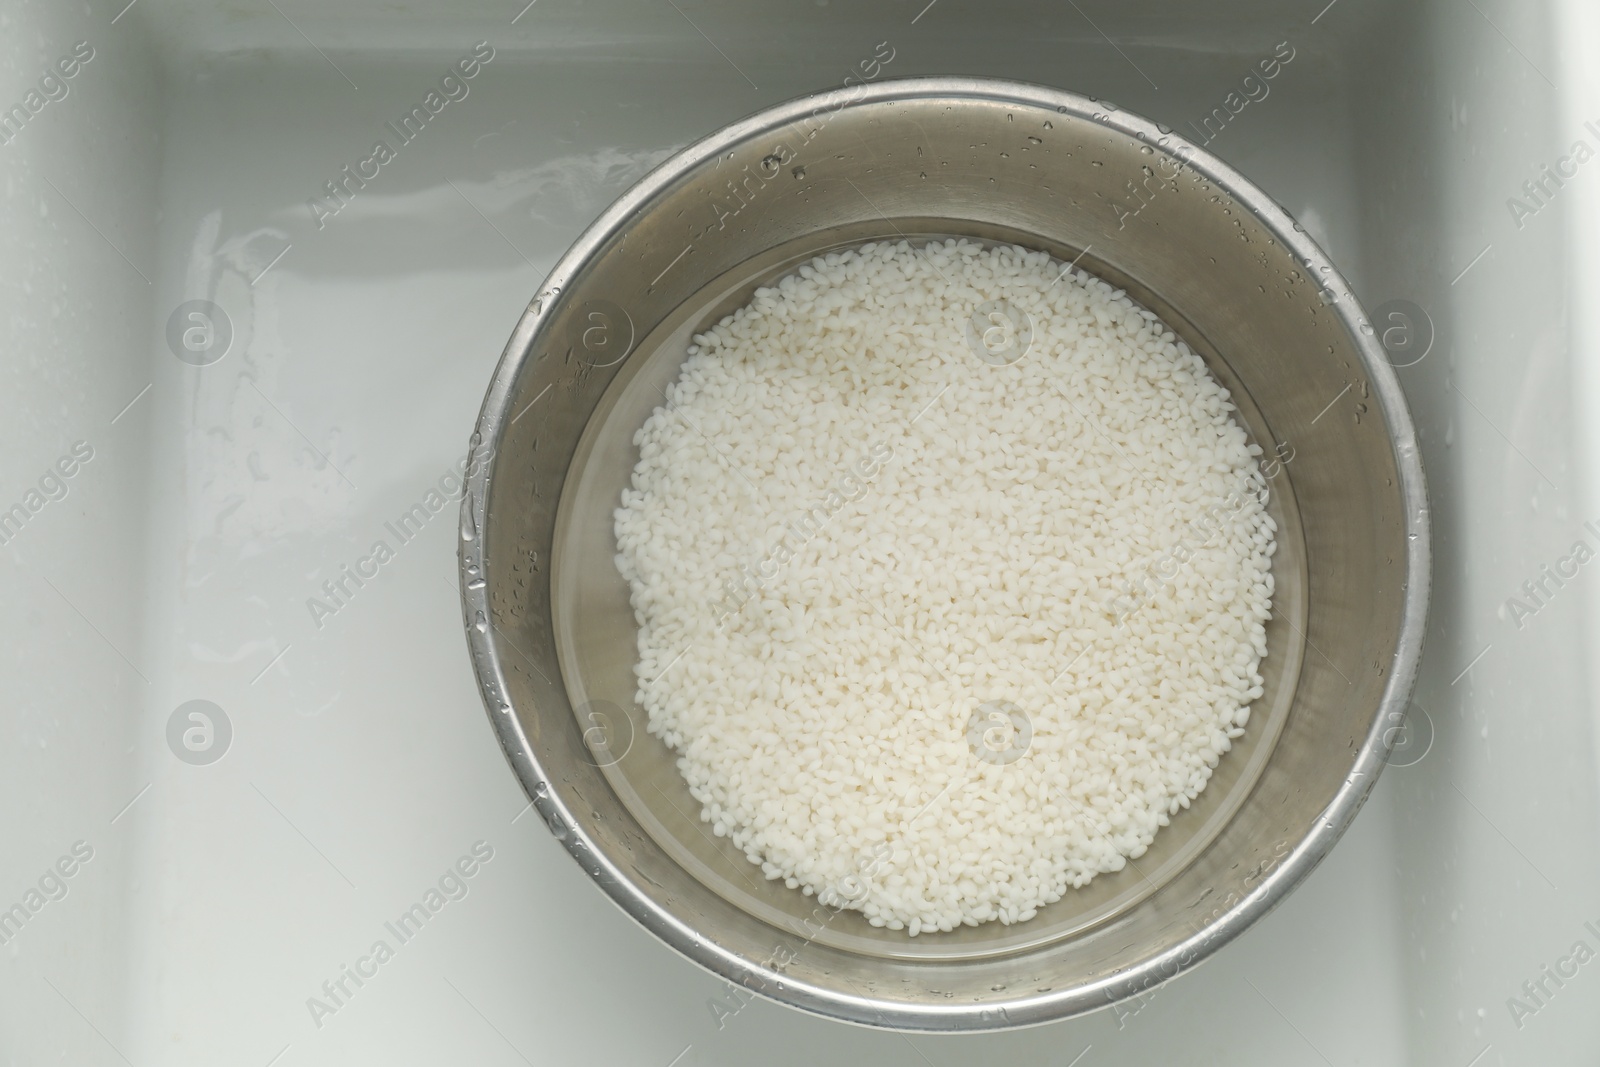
[0,0,159,1055]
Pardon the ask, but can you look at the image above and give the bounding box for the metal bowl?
[459,76,1429,1030]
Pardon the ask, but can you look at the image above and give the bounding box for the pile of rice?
[613,238,1276,934]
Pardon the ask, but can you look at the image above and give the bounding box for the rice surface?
[613,238,1276,934]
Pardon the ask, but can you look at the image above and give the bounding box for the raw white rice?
[613,238,1276,934]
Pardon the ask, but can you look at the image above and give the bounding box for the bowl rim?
[458,74,1433,1031]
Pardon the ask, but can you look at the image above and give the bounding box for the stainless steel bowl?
[459,76,1430,1030]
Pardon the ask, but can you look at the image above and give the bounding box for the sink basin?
[3,0,1597,1063]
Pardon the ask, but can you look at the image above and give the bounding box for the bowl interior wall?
[552,219,1310,960]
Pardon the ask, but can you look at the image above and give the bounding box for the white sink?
[3,0,1598,1063]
